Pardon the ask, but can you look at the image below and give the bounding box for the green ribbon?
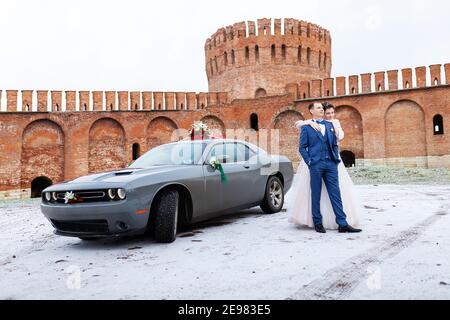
[217,163,227,183]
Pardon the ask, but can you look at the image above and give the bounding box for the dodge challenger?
[41,139,294,243]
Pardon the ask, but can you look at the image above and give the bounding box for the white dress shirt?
[313,119,326,136]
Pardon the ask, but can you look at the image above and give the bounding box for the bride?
[288,102,361,230]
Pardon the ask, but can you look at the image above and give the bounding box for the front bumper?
[40,199,150,238]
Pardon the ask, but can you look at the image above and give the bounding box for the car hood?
[45,165,193,191]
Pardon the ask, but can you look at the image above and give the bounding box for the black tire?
[260,176,284,214]
[154,189,179,243]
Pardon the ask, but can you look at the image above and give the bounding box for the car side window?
[224,143,239,163]
[236,143,248,162]
[207,143,226,161]
[207,142,255,164]
[210,143,237,164]
[224,142,252,163]
[244,144,257,160]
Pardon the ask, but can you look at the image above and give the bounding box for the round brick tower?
[205,18,332,100]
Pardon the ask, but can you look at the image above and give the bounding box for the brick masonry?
[206,18,331,100]
[0,18,449,199]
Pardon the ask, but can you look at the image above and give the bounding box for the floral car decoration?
[209,156,227,183]
[63,191,84,204]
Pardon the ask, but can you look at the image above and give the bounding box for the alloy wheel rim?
[269,181,283,208]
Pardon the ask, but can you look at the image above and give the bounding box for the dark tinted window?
[207,142,254,163]
[225,143,253,163]
[208,143,226,159]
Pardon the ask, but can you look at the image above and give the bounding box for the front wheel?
[154,189,179,243]
[260,176,284,214]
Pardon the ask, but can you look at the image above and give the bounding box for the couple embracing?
[289,102,362,234]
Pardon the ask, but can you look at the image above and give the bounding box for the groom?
[299,102,362,234]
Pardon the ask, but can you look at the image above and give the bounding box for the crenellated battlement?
[205,18,332,100]
[205,18,331,77]
[0,90,229,113]
[288,63,450,100]
[205,18,331,51]
[2,63,447,113]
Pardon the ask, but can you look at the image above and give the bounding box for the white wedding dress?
[288,120,362,229]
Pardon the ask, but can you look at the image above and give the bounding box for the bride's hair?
[322,102,335,111]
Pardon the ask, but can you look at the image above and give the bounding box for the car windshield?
[129,142,207,168]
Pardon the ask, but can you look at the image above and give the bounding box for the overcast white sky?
[0,0,448,94]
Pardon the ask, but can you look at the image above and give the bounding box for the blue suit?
[299,120,349,227]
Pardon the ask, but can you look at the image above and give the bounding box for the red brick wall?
[295,85,449,166]
[335,106,364,159]
[0,85,449,198]
[147,117,178,150]
[20,119,64,189]
[88,118,126,173]
[385,100,426,158]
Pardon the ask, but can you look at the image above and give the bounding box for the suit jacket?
[299,120,341,166]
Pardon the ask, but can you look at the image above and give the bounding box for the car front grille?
[54,190,108,204]
[51,219,109,233]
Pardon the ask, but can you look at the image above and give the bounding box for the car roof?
[170,138,246,144]
[169,139,266,154]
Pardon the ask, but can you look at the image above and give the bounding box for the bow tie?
[314,119,325,125]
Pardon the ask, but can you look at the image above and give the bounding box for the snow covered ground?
[1,184,450,300]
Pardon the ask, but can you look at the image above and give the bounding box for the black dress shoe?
[338,225,362,233]
[314,224,326,233]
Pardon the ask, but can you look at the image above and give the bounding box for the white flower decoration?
[191,121,210,134]
[64,191,77,204]
[209,156,220,169]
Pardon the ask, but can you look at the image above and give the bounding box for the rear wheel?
[154,189,179,243]
[260,176,284,214]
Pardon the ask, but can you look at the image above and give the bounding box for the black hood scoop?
[114,170,136,176]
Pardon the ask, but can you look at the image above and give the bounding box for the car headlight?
[45,192,51,202]
[108,189,116,200]
[52,192,58,201]
[117,188,126,200]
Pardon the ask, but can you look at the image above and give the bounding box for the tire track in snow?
[288,210,449,300]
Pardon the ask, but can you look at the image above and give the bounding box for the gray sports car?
[40,139,294,243]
